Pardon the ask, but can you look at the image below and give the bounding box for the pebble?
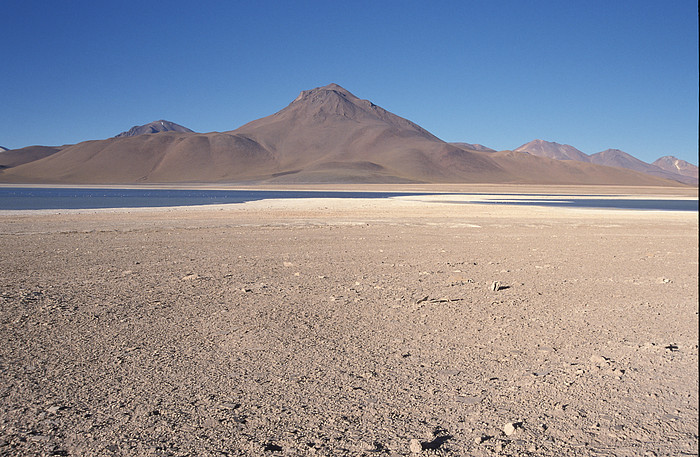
[181,273,199,281]
[589,355,611,367]
[474,435,489,444]
[503,422,518,436]
[409,439,422,454]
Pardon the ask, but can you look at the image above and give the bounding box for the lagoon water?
[0,187,697,212]
[0,188,426,210]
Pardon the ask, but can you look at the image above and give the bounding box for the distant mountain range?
[115,120,194,137]
[0,84,695,186]
[514,140,697,184]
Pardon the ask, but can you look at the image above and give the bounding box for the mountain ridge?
[514,139,590,162]
[0,84,689,186]
[115,120,194,138]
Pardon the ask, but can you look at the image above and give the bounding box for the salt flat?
[0,186,697,456]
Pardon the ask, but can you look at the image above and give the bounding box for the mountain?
[0,84,685,186]
[589,148,653,170]
[115,120,194,137]
[589,149,697,184]
[512,141,697,185]
[514,139,590,162]
[0,146,63,170]
[652,156,698,180]
[483,149,684,186]
[227,83,507,183]
[450,143,496,152]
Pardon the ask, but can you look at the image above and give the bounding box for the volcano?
[0,84,684,185]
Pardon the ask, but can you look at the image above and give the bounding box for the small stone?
[181,273,199,281]
[409,439,422,454]
[503,422,518,436]
[474,435,489,444]
[47,405,60,414]
[589,355,611,366]
[491,281,501,291]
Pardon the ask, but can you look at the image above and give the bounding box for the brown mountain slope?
[228,83,510,183]
[0,84,686,186]
[0,133,276,184]
[0,145,63,169]
[515,139,590,162]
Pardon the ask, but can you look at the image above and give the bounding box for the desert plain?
[0,184,697,457]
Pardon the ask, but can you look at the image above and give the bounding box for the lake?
[0,187,697,211]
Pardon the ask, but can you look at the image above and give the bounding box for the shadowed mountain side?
[0,132,276,184]
[487,151,684,186]
[0,146,63,169]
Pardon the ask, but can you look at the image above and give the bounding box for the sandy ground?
[0,187,697,456]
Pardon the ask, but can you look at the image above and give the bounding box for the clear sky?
[2,0,698,164]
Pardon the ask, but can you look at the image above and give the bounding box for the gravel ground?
[0,192,697,456]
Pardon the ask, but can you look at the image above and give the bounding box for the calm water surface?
[0,187,696,211]
[0,188,427,210]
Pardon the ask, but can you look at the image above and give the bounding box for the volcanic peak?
[115,120,194,138]
[264,83,438,141]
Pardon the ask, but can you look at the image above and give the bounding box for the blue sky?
[1,0,697,164]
